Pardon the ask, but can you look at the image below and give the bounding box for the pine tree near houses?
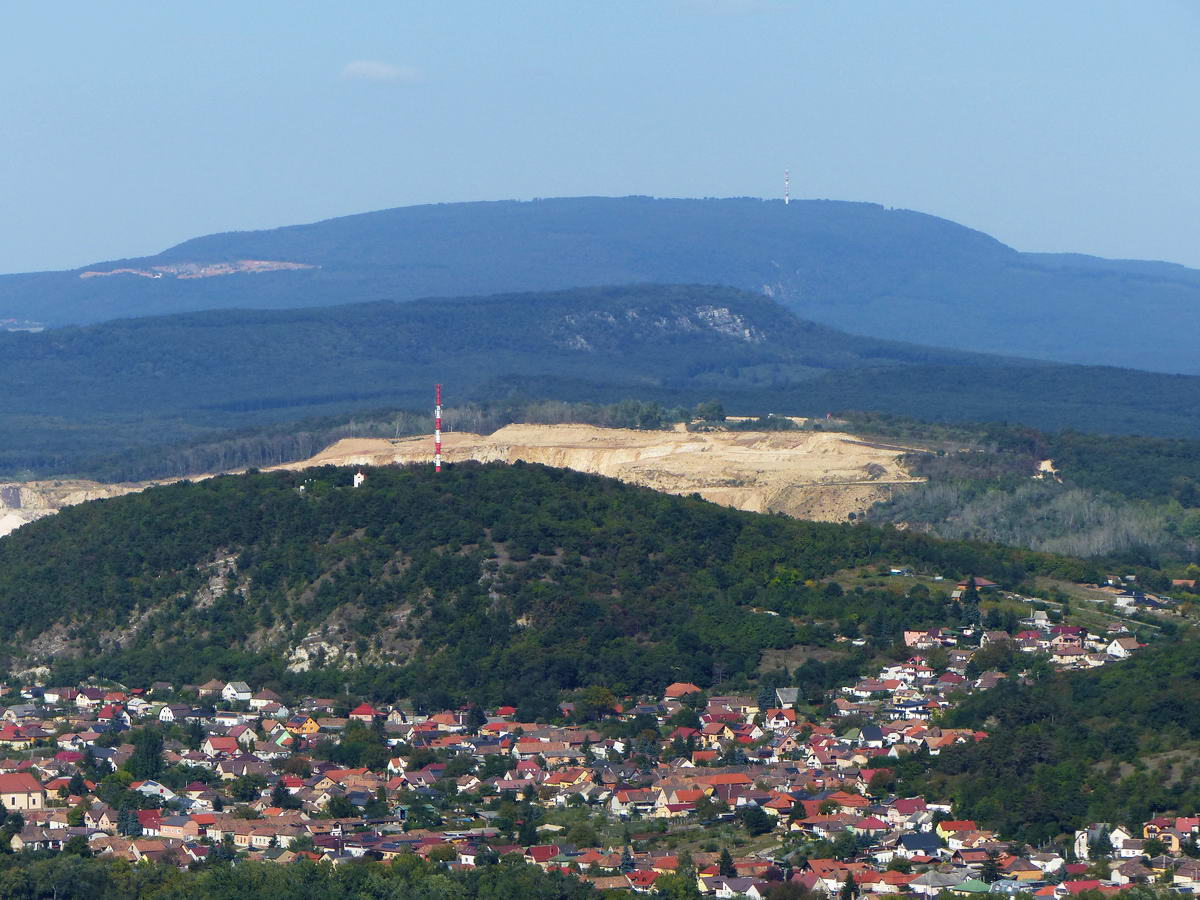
[620,846,635,873]
[517,815,538,848]
[82,746,99,778]
[465,705,487,735]
[718,847,737,877]
[187,719,204,751]
[1089,830,1114,861]
[981,852,1001,883]
[962,576,980,603]
[117,808,142,837]
[271,781,301,811]
[757,684,777,716]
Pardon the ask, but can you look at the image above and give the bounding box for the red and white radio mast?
[434,384,443,472]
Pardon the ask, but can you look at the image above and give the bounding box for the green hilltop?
[0,461,1102,711]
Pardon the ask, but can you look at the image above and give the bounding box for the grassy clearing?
[758,645,848,674]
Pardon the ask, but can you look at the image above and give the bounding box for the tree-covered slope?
[857,417,1200,564]
[0,462,1098,708]
[3,196,1199,373]
[0,854,598,900]
[898,639,1200,844]
[7,283,1200,478]
[0,283,977,475]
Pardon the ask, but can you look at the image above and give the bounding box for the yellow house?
[286,716,319,736]
[936,820,978,840]
[1143,823,1183,853]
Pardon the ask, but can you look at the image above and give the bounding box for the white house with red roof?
[0,772,44,810]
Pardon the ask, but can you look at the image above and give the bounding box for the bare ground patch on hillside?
[277,423,925,523]
[758,645,848,673]
[0,422,927,537]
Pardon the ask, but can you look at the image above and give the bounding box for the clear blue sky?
[1,1,1196,274]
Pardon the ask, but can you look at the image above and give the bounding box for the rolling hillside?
[3,196,1199,373]
[0,461,1100,704]
[5,283,1200,478]
[0,283,964,475]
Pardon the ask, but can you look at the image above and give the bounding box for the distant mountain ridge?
[3,196,1199,373]
[0,283,982,475]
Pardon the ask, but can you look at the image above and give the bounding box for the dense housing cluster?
[0,606,1173,898]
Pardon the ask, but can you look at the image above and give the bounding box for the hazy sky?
[2,1,1197,274]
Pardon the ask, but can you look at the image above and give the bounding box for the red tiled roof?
[0,772,42,793]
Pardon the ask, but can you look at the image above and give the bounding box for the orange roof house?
[0,772,45,810]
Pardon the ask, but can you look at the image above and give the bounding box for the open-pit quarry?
[0,423,926,537]
[274,423,926,521]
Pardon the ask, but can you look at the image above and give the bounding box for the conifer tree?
[718,847,736,877]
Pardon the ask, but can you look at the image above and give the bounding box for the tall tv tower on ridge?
[784,169,790,205]
[434,384,442,473]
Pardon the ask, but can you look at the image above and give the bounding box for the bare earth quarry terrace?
[0,423,926,538]
[276,423,926,522]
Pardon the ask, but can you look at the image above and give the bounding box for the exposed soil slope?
[275,424,925,521]
[0,424,924,536]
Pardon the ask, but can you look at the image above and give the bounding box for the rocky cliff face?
[0,480,146,537]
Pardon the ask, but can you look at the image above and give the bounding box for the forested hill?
[0,283,973,475]
[3,196,1200,373]
[0,462,1100,709]
[7,283,1200,478]
[862,418,1200,564]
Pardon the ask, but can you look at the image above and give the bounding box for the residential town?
[0,605,1183,898]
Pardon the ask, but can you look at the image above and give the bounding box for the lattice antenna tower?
[434,384,443,472]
